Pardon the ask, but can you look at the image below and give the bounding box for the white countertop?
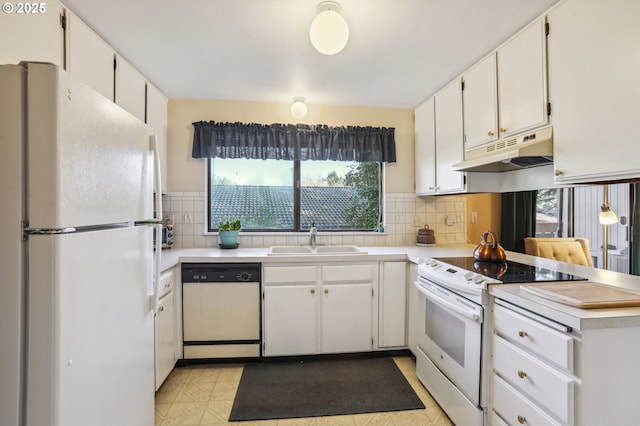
[160,244,477,271]
[488,251,640,330]
[161,244,640,330]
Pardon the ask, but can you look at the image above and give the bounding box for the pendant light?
[599,185,618,270]
[290,97,308,119]
[309,1,349,55]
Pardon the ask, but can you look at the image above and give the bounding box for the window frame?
[206,159,384,233]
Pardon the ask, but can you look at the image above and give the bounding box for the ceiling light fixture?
[309,1,349,55]
[291,97,308,119]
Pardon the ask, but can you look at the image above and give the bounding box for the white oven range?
[413,257,586,426]
[414,258,499,426]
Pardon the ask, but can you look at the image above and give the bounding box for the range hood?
[452,126,553,173]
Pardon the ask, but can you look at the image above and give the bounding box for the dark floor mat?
[229,357,425,421]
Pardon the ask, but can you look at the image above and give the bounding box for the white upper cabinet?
[0,0,64,67]
[462,53,499,150]
[548,0,640,183]
[496,18,548,139]
[434,78,466,194]
[415,79,466,195]
[115,55,147,122]
[146,83,169,193]
[66,11,115,101]
[414,97,437,195]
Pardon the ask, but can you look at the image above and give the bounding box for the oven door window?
[416,281,482,405]
[426,299,465,366]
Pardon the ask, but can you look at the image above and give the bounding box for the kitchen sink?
[315,245,365,254]
[268,246,314,254]
[267,245,367,255]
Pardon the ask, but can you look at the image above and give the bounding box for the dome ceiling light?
[291,97,308,119]
[309,1,349,55]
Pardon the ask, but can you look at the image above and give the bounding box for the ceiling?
[62,0,559,109]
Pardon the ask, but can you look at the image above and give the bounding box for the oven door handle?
[414,281,481,322]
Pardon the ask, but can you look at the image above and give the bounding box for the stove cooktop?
[435,257,588,283]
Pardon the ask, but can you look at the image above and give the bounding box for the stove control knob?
[428,259,438,267]
[463,272,474,281]
[472,275,485,284]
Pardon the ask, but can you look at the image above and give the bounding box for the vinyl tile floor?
[155,356,453,426]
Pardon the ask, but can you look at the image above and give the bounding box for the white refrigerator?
[0,63,162,426]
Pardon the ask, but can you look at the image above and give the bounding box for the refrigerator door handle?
[23,225,77,239]
[150,135,163,221]
[149,223,162,312]
[146,136,163,313]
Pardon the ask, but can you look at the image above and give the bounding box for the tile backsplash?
[163,192,468,249]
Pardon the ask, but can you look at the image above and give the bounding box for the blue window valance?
[192,121,396,163]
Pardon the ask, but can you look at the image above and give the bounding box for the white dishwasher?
[181,263,261,360]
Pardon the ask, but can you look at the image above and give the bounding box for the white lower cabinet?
[263,283,318,356]
[155,267,177,390]
[321,283,373,353]
[493,336,572,424]
[490,298,640,426]
[491,302,574,425]
[492,374,562,426]
[263,263,377,356]
[406,263,418,355]
[378,261,407,348]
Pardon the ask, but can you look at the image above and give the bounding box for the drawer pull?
[324,288,329,294]
[518,330,527,338]
[517,370,527,379]
[517,415,527,424]
[310,289,316,294]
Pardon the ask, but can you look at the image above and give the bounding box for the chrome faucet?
[309,221,317,248]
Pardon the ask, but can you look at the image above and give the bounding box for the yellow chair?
[524,237,594,267]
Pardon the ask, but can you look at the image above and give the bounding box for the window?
[535,185,631,273]
[207,158,382,232]
[535,188,561,237]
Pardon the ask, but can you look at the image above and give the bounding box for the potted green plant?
[218,218,241,248]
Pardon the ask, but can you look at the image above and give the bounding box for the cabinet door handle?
[310,289,316,294]
[499,127,508,133]
[324,289,329,294]
[518,330,527,338]
[517,370,527,379]
[554,169,563,176]
[517,415,526,424]
[158,306,164,312]
[488,130,494,136]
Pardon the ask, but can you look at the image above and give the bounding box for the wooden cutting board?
[521,282,640,309]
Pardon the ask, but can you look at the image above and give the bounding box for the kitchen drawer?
[489,410,509,426]
[322,264,376,283]
[263,266,318,284]
[492,374,563,426]
[494,303,573,370]
[158,268,175,300]
[493,335,573,423]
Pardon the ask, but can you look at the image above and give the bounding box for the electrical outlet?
[445,215,455,226]
[183,213,193,223]
[411,215,422,226]
[471,211,478,223]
